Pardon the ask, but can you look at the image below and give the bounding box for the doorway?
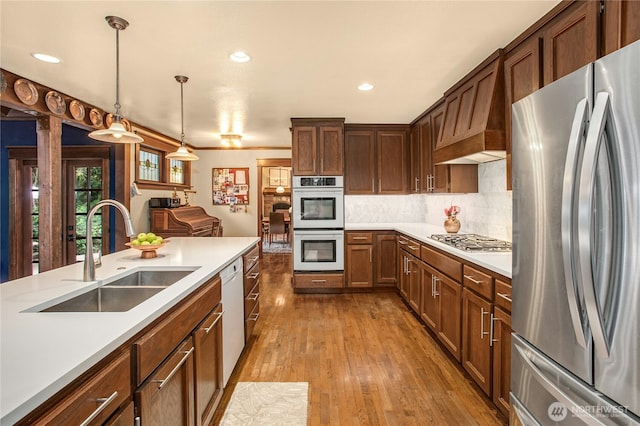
[8,148,110,279]
[257,159,291,254]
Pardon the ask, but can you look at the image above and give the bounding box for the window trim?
[134,133,192,190]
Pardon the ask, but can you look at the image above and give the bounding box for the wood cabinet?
[243,244,260,342]
[22,351,132,426]
[374,232,397,288]
[193,305,224,426]
[411,100,478,194]
[603,0,640,55]
[150,206,222,237]
[346,232,373,288]
[293,273,344,289]
[492,306,512,417]
[135,338,196,426]
[291,118,344,176]
[344,125,409,195]
[434,50,506,165]
[346,231,397,289]
[462,288,493,397]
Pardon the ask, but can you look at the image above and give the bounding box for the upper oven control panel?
[293,176,343,188]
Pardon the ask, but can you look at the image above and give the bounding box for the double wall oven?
[292,176,344,271]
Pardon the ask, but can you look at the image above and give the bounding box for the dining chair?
[268,212,288,245]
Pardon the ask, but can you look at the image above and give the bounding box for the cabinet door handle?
[153,347,194,389]
[249,312,260,321]
[497,292,512,303]
[370,247,372,263]
[203,310,224,334]
[321,158,324,173]
[431,275,435,297]
[480,307,490,339]
[464,274,484,285]
[415,177,419,192]
[248,292,259,301]
[433,276,439,297]
[490,313,499,347]
[79,391,118,426]
[248,272,260,279]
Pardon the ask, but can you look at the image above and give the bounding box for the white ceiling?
[0,1,558,149]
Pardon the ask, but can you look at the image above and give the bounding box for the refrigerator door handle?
[514,343,607,426]
[561,97,589,349]
[579,92,616,359]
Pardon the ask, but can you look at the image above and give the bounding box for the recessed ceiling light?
[31,52,62,64]
[229,51,251,63]
[358,82,374,91]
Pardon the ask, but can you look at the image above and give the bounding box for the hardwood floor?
[212,254,507,425]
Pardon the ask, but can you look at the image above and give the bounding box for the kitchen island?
[0,236,259,425]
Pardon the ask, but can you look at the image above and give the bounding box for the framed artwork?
[212,168,250,205]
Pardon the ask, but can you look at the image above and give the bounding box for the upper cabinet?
[344,125,409,195]
[433,50,506,165]
[603,0,640,55]
[291,118,344,176]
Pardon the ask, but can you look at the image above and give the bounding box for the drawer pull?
[249,312,260,321]
[250,256,259,262]
[203,310,224,334]
[248,272,260,279]
[497,292,512,303]
[352,236,369,240]
[464,274,484,285]
[247,292,259,301]
[79,391,118,426]
[408,245,419,250]
[311,279,327,283]
[398,240,408,245]
[153,347,194,389]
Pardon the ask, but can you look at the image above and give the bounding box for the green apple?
[145,232,156,241]
[130,239,141,246]
[151,237,163,245]
[137,233,148,242]
[140,241,151,245]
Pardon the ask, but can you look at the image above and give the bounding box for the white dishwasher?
[220,257,245,387]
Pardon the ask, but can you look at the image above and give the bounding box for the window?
[134,131,192,190]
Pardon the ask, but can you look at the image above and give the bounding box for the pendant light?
[89,16,142,144]
[166,75,199,161]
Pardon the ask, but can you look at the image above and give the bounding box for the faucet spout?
[83,199,136,281]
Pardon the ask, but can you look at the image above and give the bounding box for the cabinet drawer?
[294,273,344,289]
[463,265,494,300]
[347,232,373,244]
[244,262,260,296]
[243,244,260,273]
[244,281,260,316]
[32,350,132,426]
[421,245,462,282]
[134,276,220,385]
[398,235,420,257]
[245,301,260,340]
[494,278,512,312]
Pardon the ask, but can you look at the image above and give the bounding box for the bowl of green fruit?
[126,232,168,259]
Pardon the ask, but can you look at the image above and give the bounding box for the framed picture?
[212,168,250,205]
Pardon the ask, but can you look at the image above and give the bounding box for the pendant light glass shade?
[89,16,142,144]
[166,75,199,161]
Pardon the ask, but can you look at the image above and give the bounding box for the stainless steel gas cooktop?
[430,234,512,252]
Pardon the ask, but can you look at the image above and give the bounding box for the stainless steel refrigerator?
[511,39,640,425]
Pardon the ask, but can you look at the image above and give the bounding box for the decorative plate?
[105,113,114,128]
[121,118,131,131]
[0,71,7,95]
[45,91,66,115]
[89,108,103,127]
[69,100,85,121]
[14,78,39,105]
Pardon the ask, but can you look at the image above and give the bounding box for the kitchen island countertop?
[0,236,259,425]
[346,223,511,279]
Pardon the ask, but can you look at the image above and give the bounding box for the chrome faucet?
[84,199,136,281]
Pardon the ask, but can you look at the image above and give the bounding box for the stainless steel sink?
[38,268,198,312]
[40,286,166,312]
[103,270,194,287]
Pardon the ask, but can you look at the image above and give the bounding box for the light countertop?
[0,237,259,425]
[346,223,512,279]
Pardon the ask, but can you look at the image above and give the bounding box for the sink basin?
[103,270,194,287]
[40,286,165,312]
[37,268,198,312]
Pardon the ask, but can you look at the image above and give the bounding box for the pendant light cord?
[114,27,121,121]
[180,80,185,146]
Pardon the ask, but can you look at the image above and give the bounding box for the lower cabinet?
[346,231,398,289]
[243,244,261,342]
[462,287,493,397]
[193,305,224,426]
[135,338,196,426]
[492,306,512,416]
[375,232,397,287]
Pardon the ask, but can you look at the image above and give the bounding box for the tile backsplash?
[345,160,512,241]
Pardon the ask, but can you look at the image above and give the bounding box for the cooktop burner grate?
[430,234,512,252]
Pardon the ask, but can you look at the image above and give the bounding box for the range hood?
[433,49,506,165]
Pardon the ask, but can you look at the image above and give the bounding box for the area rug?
[262,240,292,254]
[220,382,308,425]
